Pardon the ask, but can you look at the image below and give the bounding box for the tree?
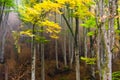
[18,1,61,80]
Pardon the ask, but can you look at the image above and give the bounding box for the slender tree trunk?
[106,1,115,80]
[0,1,5,25]
[31,24,36,80]
[90,35,95,79]
[75,47,80,80]
[97,28,102,80]
[55,40,59,69]
[0,11,9,63]
[60,11,67,67]
[75,17,80,80]
[41,43,45,80]
[63,32,67,67]
[83,27,87,58]
[54,12,59,69]
[70,9,74,68]
[5,61,8,80]
[70,41,74,68]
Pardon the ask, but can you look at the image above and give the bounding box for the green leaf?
[115,30,120,34]
[87,31,95,36]
[80,16,96,28]
[112,71,120,80]
[81,57,96,65]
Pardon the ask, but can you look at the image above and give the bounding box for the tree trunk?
[5,61,8,80]
[97,28,102,80]
[55,40,59,69]
[69,9,74,68]
[0,11,9,63]
[41,43,45,80]
[31,24,36,80]
[83,27,87,59]
[75,17,80,80]
[63,32,67,67]
[60,11,67,67]
[54,12,59,69]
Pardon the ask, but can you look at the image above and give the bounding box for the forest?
[0,0,120,80]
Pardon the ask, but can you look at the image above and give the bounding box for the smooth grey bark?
[5,61,8,80]
[90,36,95,80]
[64,8,67,67]
[70,40,74,68]
[83,28,88,58]
[0,11,9,63]
[41,43,45,80]
[55,40,59,69]
[60,11,67,67]
[75,47,80,80]
[0,1,5,25]
[97,28,102,80]
[75,17,80,80]
[69,9,74,68]
[31,24,36,80]
[63,30,67,67]
[54,13,59,69]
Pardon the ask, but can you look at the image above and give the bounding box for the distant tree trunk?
[0,10,9,63]
[63,31,67,67]
[55,40,59,69]
[75,17,80,80]
[0,1,5,25]
[70,40,74,68]
[97,28,102,80]
[89,35,95,79]
[67,8,71,67]
[54,13,59,69]
[69,10,74,68]
[83,27,87,58]
[5,61,8,80]
[41,43,45,80]
[31,24,36,80]
[60,11,67,67]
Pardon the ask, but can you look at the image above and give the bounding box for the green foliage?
[0,0,14,7]
[80,16,96,28]
[115,30,120,34]
[87,31,95,36]
[35,36,49,43]
[112,71,120,80]
[81,57,96,64]
[117,7,120,12]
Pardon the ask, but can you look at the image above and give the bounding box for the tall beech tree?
[18,1,61,80]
